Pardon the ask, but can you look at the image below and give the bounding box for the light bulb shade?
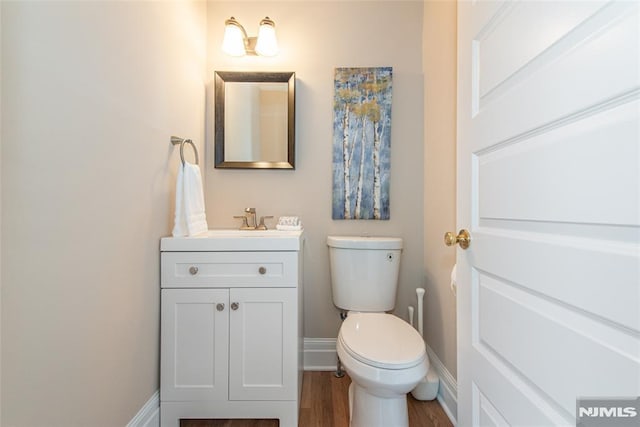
[222,18,246,56]
[255,17,279,57]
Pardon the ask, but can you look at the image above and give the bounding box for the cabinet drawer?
[161,251,298,288]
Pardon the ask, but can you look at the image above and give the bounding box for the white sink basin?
[161,229,304,252]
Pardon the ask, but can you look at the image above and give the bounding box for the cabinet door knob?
[258,266,267,275]
[216,303,225,311]
[188,266,199,275]
[231,302,239,311]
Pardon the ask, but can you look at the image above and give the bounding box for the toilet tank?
[327,236,403,312]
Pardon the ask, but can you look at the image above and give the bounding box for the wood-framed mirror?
[214,71,296,169]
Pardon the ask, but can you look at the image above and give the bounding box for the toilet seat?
[339,313,426,370]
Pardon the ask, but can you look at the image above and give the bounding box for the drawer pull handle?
[216,303,225,311]
[188,266,199,275]
[258,266,267,275]
[231,302,239,311]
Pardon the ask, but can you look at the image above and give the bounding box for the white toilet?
[327,236,429,427]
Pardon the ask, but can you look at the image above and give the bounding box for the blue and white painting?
[332,67,392,220]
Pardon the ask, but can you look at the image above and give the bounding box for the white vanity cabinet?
[159,231,303,427]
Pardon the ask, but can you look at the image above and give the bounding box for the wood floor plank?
[300,369,314,409]
[330,374,350,427]
[311,371,335,427]
[181,371,453,427]
[408,395,453,427]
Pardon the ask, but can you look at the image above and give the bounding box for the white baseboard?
[303,338,458,425]
[425,345,458,426]
[303,337,338,371]
[127,390,160,427]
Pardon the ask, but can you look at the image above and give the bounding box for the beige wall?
[206,1,425,339]
[1,2,206,425]
[423,0,458,378]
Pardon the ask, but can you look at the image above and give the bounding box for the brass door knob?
[444,229,471,250]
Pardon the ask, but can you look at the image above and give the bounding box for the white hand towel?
[172,162,208,237]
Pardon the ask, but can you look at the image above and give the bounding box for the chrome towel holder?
[171,136,199,165]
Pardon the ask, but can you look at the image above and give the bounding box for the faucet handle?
[233,215,251,229]
[245,207,256,214]
[257,216,274,230]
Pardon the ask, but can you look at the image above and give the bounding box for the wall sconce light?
[222,16,279,57]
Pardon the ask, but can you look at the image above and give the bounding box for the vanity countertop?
[161,229,304,252]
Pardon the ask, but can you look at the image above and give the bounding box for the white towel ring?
[171,136,199,165]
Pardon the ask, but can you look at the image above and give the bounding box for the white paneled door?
[457,1,640,426]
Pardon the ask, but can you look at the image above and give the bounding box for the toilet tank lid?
[327,235,403,250]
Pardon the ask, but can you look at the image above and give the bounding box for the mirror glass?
[214,71,295,169]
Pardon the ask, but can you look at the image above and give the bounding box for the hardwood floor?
[181,371,453,427]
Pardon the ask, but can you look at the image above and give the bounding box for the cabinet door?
[161,289,229,402]
[229,288,297,401]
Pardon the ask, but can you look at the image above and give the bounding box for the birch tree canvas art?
[332,67,392,220]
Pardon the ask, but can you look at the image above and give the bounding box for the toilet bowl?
[336,312,429,427]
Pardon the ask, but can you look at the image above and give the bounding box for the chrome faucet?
[234,208,273,230]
